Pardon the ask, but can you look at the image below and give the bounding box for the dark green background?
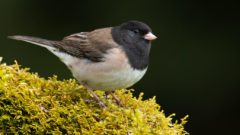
[0,0,239,134]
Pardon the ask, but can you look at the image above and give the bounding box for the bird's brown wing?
[57,32,102,62]
[59,28,117,62]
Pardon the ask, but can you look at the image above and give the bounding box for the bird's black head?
[119,21,152,40]
[112,20,157,70]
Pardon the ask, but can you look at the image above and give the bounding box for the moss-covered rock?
[0,58,188,134]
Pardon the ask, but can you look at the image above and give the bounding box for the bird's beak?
[144,32,157,41]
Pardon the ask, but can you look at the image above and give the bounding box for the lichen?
[0,59,188,134]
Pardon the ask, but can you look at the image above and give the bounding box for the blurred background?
[0,0,239,134]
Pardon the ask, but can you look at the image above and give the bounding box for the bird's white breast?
[51,48,147,91]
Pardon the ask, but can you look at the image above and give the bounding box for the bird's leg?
[105,91,123,107]
[81,82,106,108]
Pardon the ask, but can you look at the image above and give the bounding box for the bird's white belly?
[72,62,147,90]
[53,48,147,91]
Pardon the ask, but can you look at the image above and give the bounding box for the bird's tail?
[8,35,58,50]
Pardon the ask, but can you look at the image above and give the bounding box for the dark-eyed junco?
[9,20,157,107]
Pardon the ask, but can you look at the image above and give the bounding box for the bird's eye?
[133,29,140,34]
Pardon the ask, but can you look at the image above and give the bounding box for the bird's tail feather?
[8,35,57,50]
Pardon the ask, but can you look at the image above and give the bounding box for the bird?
[8,20,157,108]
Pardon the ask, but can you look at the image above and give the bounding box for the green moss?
[0,58,188,134]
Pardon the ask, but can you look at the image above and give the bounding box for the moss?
[0,58,188,135]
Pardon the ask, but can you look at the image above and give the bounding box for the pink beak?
[144,32,157,41]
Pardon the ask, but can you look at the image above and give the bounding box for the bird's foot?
[105,91,123,107]
[81,82,106,108]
